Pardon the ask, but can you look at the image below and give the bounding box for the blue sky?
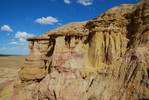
[0,0,141,55]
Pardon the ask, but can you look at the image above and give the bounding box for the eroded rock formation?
[0,0,149,100]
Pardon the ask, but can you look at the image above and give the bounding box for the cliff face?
[0,0,149,100]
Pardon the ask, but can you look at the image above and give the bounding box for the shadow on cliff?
[46,39,56,57]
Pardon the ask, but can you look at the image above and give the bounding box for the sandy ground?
[0,55,26,92]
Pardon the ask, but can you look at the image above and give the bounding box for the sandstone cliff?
[0,0,149,100]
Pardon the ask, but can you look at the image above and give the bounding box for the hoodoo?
[0,0,149,100]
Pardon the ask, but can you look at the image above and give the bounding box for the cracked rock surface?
[0,0,149,100]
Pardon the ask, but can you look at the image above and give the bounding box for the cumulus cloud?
[13,31,35,44]
[9,42,18,45]
[1,25,13,32]
[64,0,71,4]
[58,23,62,25]
[15,31,35,39]
[77,0,93,6]
[19,38,26,42]
[35,16,58,25]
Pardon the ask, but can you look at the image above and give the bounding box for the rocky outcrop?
[0,0,149,100]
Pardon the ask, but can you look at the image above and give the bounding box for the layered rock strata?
[0,0,149,100]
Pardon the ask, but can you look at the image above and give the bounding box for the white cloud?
[35,16,58,25]
[15,31,35,40]
[77,0,93,6]
[19,38,26,42]
[58,23,62,25]
[9,47,28,51]
[64,0,71,4]
[13,31,35,45]
[9,42,18,45]
[9,41,27,45]
[1,25,13,32]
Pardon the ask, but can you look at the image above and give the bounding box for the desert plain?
[0,55,26,92]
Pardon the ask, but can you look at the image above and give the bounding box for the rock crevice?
[0,0,149,100]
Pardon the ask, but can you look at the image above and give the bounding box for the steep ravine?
[0,0,149,100]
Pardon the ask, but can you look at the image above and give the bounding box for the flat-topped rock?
[1,0,149,100]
